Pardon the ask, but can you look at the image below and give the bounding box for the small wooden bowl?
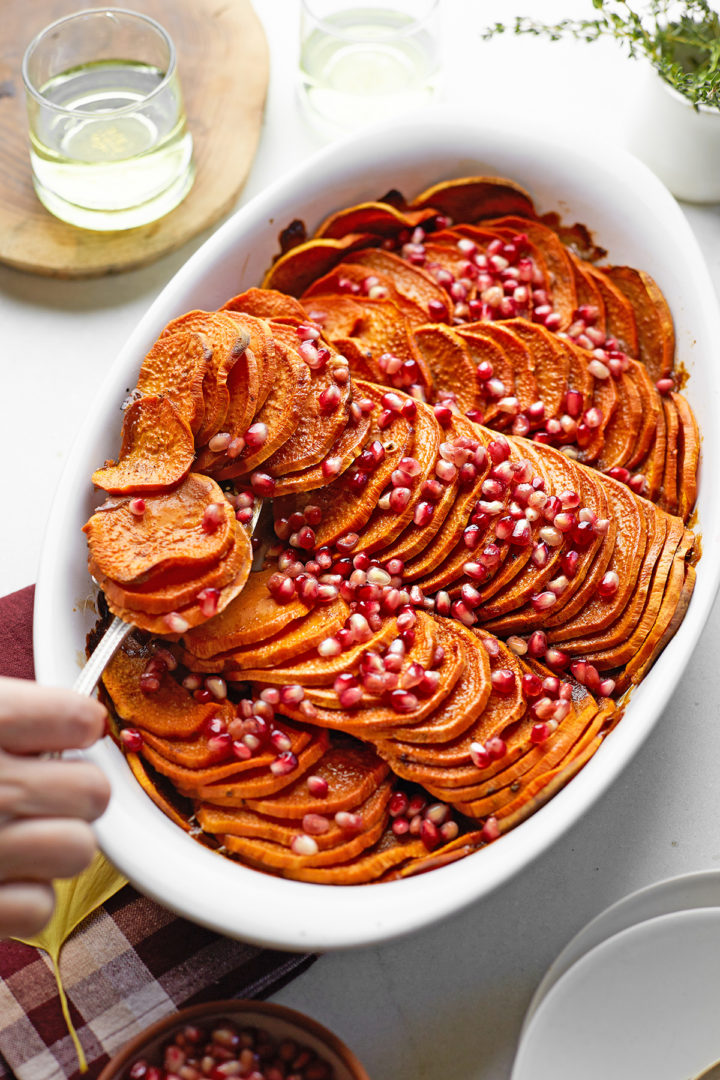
[96,999,371,1080]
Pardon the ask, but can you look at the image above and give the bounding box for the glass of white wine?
[22,8,195,231]
[299,0,442,134]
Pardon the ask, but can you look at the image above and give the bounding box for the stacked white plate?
[512,872,720,1079]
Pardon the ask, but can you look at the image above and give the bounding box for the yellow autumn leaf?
[13,850,127,1072]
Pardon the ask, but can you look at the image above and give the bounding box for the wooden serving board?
[0,0,268,277]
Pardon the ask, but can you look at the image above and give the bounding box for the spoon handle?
[73,615,132,697]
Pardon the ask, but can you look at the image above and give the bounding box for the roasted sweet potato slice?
[541,212,607,263]
[501,319,570,421]
[409,177,536,223]
[262,234,380,297]
[159,310,251,446]
[423,682,603,802]
[272,408,371,496]
[621,360,661,472]
[355,399,441,554]
[92,396,195,495]
[104,551,252,635]
[494,732,606,831]
[583,516,686,670]
[673,392,699,521]
[243,743,390,819]
[102,640,228,736]
[483,217,577,329]
[136,330,210,435]
[412,324,479,413]
[462,321,538,412]
[297,294,365,339]
[138,727,279,772]
[660,395,680,517]
[287,652,462,739]
[182,568,311,658]
[231,619,397,687]
[307,295,433,397]
[188,730,330,802]
[475,449,605,627]
[193,314,274,474]
[97,522,252,616]
[582,265,639,358]
[85,473,235,585]
[223,809,388,869]
[147,732,314,792]
[636,392,668,505]
[198,776,392,850]
[378,620,492,746]
[314,201,436,240]
[221,287,308,322]
[553,509,664,663]
[273,382,413,547]
[213,336,312,479]
[302,265,430,330]
[627,560,696,691]
[619,528,694,685]
[596,368,643,471]
[260,330,351,477]
[567,256,607,338]
[301,614,439,711]
[405,430,507,584]
[547,481,651,644]
[604,266,674,381]
[342,249,450,318]
[454,328,514,425]
[379,412,478,563]
[278,827,426,884]
[190,597,349,672]
[454,699,614,818]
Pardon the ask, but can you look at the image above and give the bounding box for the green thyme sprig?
[481,1,720,109]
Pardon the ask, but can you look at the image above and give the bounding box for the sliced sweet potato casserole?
[85,176,698,884]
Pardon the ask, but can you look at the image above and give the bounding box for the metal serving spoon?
[74,498,264,697]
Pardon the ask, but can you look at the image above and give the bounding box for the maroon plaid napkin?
[0,586,315,1080]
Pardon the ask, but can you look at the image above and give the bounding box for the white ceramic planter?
[628,66,720,203]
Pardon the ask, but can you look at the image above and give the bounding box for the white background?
[3,3,720,1077]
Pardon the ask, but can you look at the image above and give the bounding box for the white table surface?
[3,3,720,1077]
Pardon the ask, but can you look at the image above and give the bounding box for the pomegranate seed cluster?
[126,1020,335,1080]
[92,174,698,885]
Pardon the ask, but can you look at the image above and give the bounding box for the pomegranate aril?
[120,728,143,752]
[250,472,275,497]
[306,775,329,799]
[335,811,362,832]
[291,834,319,856]
[491,669,515,695]
[279,684,305,706]
[202,503,224,533]
[270,752,298,776]
[598,570,620,598]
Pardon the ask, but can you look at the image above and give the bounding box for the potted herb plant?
[482,1,720,202]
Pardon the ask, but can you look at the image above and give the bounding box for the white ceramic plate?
[523,870,720,1031]
[511,909,720,1080]
[34,110,720,950]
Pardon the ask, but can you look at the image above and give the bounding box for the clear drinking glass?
[22,8,195,231]
[299,0,441,133]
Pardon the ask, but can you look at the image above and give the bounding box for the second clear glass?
[299,0,441,133]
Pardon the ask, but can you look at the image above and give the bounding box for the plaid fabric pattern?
[0,587,315,1080]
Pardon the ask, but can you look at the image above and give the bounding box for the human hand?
[0,677,111,939]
